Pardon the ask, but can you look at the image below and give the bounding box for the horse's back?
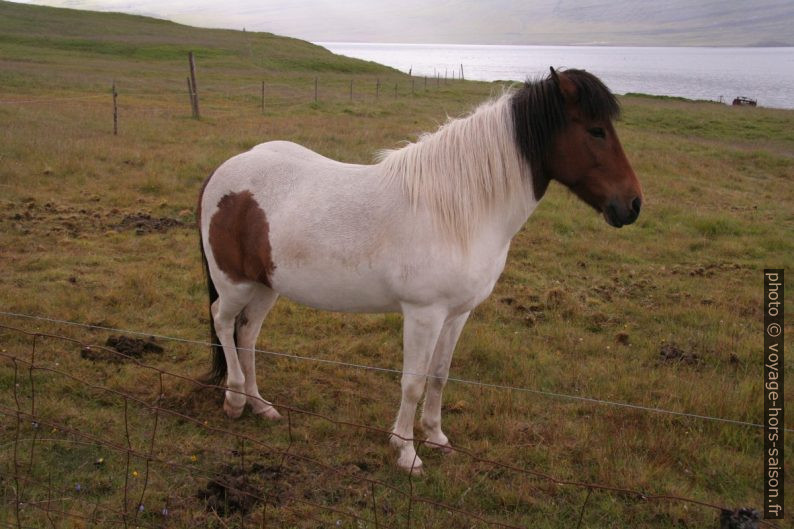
[200,141,415,312]
[211,140,365,186]
[203,140,380,219]
[254,140,378,173]
[250,140,348,166]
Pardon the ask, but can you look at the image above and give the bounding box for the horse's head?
[511,67,643,228]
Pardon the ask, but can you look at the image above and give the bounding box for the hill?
[11,0,794,46]
[0,0,394,73]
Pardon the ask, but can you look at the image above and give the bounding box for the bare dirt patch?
[80,335,163,362]
[6,198,107,237]
[719,507,760,529]
[499,295,545,326]
[666,262,751,278]
[116,213,184,234]
[3,198,190,237]
[658,343,701,366]
[615,331,630,345]
[196,463,296,516]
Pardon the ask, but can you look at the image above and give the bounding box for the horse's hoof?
[425,437,454,454]
[254,406,282,421]
[435,442,454,455]
[223,399,244,419]
[406,464,424,476]
[397,456,424,475]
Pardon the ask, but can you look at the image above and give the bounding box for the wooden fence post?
[460,63,464,80]
[112,80,118,135]
[188,51,200,119]
[424,76,427,91]
[186,77,194,116]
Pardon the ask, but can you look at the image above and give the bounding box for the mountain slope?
[11,0,794,46]
[0,0,395,73]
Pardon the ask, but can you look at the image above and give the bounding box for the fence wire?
[0,310,784,433]
[0,74,466,111]
[0,322,781,529]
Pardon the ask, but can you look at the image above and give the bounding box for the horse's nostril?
[631,196,642,215]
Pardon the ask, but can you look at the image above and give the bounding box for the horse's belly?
[270,267,401,313]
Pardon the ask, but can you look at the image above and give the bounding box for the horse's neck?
[379,93,537,250]
[485,182,539,248]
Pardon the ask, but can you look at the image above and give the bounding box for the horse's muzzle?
[603,197,641,228]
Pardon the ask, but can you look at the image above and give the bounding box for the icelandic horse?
[198,68,643,473]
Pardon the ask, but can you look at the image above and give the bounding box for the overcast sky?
[10,1,794,46]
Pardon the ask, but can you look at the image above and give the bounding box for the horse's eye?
[588,127,606,139]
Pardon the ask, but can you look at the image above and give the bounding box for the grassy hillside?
[15,0,794,46]
[0,2,792,528]
[0,0,393,83]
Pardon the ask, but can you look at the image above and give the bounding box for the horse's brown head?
[511,67,643,227]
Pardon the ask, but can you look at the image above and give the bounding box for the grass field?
[0,1,792,528]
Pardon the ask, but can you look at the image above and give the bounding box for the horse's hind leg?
[421,311,470,452]
[211,283,257,418]
[236,285,281,420]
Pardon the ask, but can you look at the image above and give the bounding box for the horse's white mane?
[376,91,529,246]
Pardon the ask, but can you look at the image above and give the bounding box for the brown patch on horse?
[208,191,275,287]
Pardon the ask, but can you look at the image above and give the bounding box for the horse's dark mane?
[510,68,620,200]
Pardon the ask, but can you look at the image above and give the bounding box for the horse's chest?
[398,244,510,314]
[456,251,510,308]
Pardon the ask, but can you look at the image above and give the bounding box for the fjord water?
[319,43,794,109]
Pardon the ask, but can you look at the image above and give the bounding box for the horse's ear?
[549,66,559,85]
[550,67,577,104]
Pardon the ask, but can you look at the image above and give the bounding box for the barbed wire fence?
[0,78,471,145]
[0,53,784,527]
[0,315,783,529]
[0,71,467,119]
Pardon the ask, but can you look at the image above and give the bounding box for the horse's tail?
[198,171,228,387]
[199,241,228,386]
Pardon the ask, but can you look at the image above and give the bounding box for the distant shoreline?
[319,43,794,109]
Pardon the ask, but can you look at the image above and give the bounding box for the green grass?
[1,1,793,528]
[0,33,238,61]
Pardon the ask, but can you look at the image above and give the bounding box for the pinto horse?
[198,67,642,473]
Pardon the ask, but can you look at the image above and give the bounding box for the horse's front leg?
[421,311,470,452]
[391,305,446,474]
